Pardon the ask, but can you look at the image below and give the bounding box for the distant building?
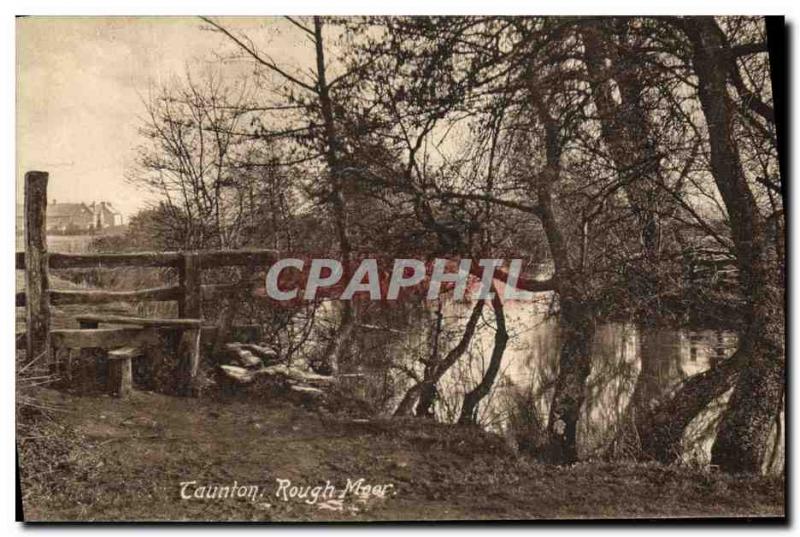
[19,200,125,233]
[47,202,94,232]
[88,201,124,229]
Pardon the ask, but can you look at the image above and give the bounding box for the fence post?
[178,253,202,395]
[24,171,51,369]
[178,252,201,318]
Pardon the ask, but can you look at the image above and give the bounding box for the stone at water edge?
[235,350,262,369]
[239,343,280,363]
[289,385,327,406]
[261,364,336,386]
[224,343,262,369]
[290,385,325,396]
[219,364,256,384]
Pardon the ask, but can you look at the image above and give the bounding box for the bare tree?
[202,16,364,374]
[131,72,260,249]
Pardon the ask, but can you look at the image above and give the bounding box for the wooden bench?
[76,315,203,329]
[76,315,203,396]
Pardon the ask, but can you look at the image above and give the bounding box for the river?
[412,297,785,473]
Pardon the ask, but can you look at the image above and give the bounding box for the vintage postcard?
[15,15,786,522]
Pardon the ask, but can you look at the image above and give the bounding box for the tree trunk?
[394,300,484,418]
[581,20,663,265]
[679,17,784,473]
[528,104,599,465]
[543,296,595,464]
[639,346,744,462]
[315,302,355,376]
[414,300,485,417]
[583,19,720,463]
[710,335,783,472]
[414,380,439,419]
[394,383,421,417]
[313,16,356,375]
[458,293,508,425]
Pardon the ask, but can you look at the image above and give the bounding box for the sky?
[16,16,310,218]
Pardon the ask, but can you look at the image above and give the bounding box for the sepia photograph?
[13,13,786,522]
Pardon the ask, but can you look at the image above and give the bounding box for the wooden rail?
[15,248,276,309]
[51,285,183,305]
[17,285,182,307]
[16,283,247,307]
[15,249,274,310]
[17,324,262,352]
[15,249,278,270]
[75,314,203,328]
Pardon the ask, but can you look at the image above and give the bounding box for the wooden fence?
[16,171,275,374]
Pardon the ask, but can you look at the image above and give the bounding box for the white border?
[2,1,798,534]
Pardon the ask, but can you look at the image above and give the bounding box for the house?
[47,201,94,232]
[17,200,124,233]
[89,201,124,228]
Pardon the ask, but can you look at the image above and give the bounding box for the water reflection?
[355,297,782,473]
[432,300,788,471]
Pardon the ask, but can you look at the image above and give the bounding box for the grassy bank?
[17,387,784,522]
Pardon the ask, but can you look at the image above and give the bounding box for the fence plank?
[18,285,182,307]
[24,171,51,367]
[15,248,279,270]
[49,251,183,269]
[49,285,182,305]
[75,314,201,328]
[24,324,261,350]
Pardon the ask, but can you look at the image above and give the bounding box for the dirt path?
[19,389,785,521]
